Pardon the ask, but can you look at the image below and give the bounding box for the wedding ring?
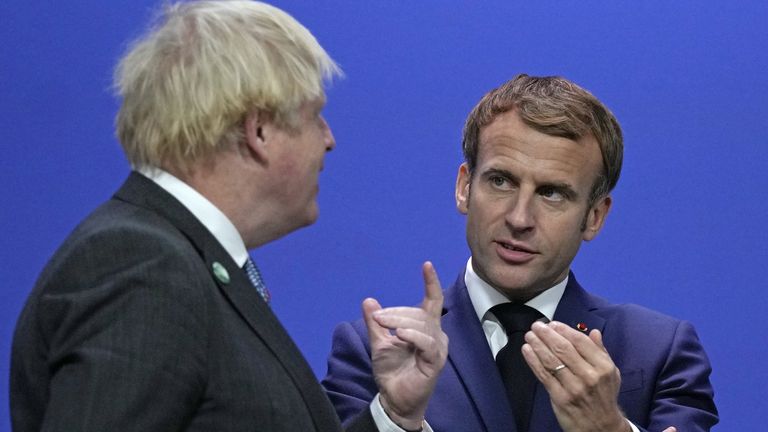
[550,364,567,376]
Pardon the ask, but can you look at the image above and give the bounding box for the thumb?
[362,297,387,345]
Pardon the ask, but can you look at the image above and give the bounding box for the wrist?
[378,394,424,431]
[613,415,632,432]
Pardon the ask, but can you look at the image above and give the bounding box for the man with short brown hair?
[323,74,717,432]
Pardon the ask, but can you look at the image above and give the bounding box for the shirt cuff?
[628,419,640,432]
[369,393,433,432]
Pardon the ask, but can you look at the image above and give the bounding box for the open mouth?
[499,242,534,253]
[496,241,537,263]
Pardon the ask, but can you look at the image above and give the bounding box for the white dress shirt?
[138,167,249,266]
[463,257,639,432]
[138,168,427,432]
[464,257,566,358]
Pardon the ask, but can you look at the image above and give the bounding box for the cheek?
[546,217,586,254]
[465,203,502,244]
[277,153,314,183]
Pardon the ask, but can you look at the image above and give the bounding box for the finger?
[394,328,446,366]
[521,343,568,399]
[547,321,604,354]
[662,427,677,432]
[524,325,581,386]
[524,325,566,370]
[529,321,592,376]
[374,306,429,318]
[548,322,610,367]
[373,314,427,333]
[363,297,389,345]
[420,261,444,317]
[588,328,607,351]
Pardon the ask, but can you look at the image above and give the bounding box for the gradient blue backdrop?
[2,1,766,430]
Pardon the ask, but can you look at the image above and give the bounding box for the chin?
[305,213,319,226]
[485,267,539,296]
[302,204,320,226]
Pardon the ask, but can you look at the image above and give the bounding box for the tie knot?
[489,303,546,333]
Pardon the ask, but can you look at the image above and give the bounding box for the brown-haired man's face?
[455,110,611,301]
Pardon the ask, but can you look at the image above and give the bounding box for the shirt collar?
[137,167,250,267]
[464,257,567,322]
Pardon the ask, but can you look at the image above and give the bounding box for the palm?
[362,262,448,424]
[372,318,440,410]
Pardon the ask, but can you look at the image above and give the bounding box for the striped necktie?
[243,257,271,304]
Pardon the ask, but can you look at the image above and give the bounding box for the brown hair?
[462,74,623,205]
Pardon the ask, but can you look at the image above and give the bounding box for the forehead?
[477,110,603,187]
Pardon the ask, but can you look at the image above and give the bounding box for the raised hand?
[522,320,629,432]
[363,261,448,430]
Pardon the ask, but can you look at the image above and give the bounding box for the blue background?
[2,1,767,430]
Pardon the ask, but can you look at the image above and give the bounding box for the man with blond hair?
[323,74,717,432]
[10,2,447,431]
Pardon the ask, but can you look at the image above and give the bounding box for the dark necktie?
[243,257,271,304]
[489,303,547,432]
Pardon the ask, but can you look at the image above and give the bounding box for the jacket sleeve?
[322,320,380,427]
[642,320,719,431]
[11,227,210,432]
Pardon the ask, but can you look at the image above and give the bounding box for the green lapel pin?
[212,261,230,284]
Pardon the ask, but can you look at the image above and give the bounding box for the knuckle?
[551,342,572,357]
[582,370,600,387]
[563,382,585,403]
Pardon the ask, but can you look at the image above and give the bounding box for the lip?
[494,240,538,264]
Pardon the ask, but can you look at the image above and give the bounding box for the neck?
[163,153,282,249]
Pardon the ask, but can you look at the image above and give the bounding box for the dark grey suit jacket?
[11,172,376,432]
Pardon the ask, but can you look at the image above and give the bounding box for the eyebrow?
[540,182,580,200]
[482,167,514,178]
[480,167,518,183]
[481,168,580,200]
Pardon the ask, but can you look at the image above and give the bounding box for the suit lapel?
[113,172,340,431]
[202,245,342,431]
[528,273,606,432]
[442,274,519,432]
[551,274,606,337]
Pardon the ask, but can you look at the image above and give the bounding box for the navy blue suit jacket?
[323,271,718,432]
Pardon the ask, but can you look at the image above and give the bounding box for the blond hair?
[114,1,341,169]
[463,74,623,205]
